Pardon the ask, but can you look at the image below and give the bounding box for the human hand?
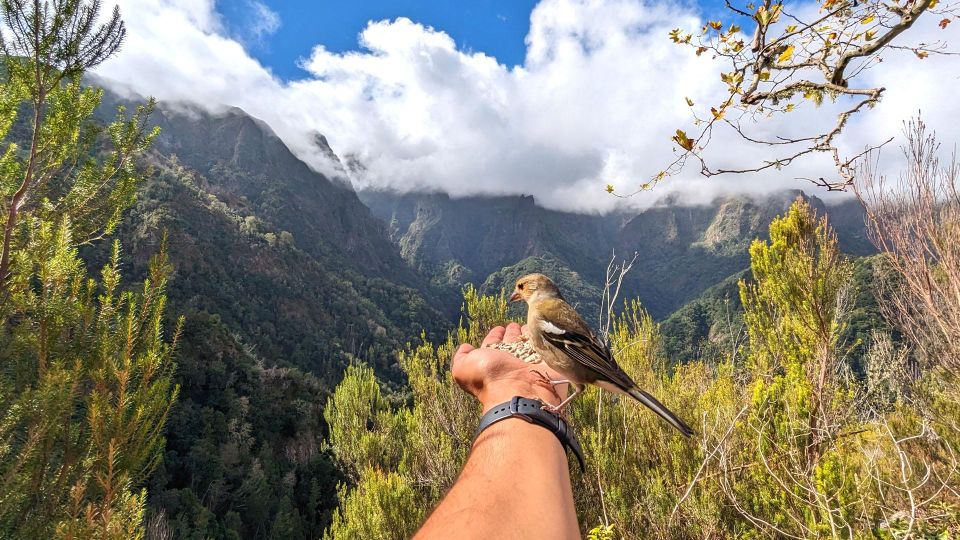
[452,322,567,413]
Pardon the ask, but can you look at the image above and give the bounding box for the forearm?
[415,415,579,539]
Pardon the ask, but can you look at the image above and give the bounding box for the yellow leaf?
[672,129,696,151]
[785,103,795,112]
[711,107,725,120]
[777,45,795,64]
[641,183,651,189]
[709,20,723,30]
[756,7,771,25]
[685,97,695,106]
[785,24,797,33]
[865,30,877,40]
[861,15,875,24]
[721,71,744,85]
[759,71,771,81]
[930,0,939,8]
[915,50,929,59]
[769,4,783,24]
[606,184,615,193]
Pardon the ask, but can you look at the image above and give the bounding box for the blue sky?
[218,0,543,80]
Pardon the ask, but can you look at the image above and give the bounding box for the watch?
[474,396,585,471]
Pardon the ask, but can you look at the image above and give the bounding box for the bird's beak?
[508,291,522,303]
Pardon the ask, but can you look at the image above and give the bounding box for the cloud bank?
[94,0,960,212]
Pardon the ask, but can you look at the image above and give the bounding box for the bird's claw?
[530,369,552,384]
[539,402,568,416]
[530,370,569,388]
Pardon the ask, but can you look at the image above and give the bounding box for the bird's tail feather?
[626,387,695,438]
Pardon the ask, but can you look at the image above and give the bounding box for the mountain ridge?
[360,188,873,319]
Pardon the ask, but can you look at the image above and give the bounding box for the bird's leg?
[541,383,585,414]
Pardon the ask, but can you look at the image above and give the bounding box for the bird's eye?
[518,283,525,290]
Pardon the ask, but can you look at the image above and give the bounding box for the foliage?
[660,270,746,364]
[0,233,179,538]
[145,313,342,540]
[0,2,180,537]
[324,468,423,540]
[0,0,157,289]
[856,120,960,536]
[660,254,891,375]
[641,0,954,192]
[324,199,960,538]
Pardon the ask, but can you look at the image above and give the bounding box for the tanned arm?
[414,322,580,540]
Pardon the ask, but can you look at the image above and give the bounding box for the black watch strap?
[474,396,585,471]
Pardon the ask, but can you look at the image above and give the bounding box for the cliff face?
[360,189,872,319]
[361,191,617,283]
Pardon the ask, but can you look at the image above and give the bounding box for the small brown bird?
[508,273,694,437]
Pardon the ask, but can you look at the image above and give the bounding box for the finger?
[520,324,529,334]
[481,326,506,347]
[503,322,522,343]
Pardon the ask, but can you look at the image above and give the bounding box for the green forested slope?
[78,96,453,537]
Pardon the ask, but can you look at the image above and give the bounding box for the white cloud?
[94,0,960,212]
[247,1,281,41]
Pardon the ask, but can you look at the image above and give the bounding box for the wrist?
[478,379,561,414]
[472,396,586,471]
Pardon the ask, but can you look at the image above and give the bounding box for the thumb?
[453,343,475,364]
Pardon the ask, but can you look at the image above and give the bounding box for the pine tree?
[0,1,178,537]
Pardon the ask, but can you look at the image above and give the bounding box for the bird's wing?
[536,299,696,437]
[536,298,635,390]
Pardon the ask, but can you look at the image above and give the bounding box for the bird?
[506,273,695,438]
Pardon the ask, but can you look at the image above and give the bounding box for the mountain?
[79,92,465,536]
[87,91,454,382]
[359,189,873,319]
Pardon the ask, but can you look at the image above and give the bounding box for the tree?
[856,119,960,376]
[0,1,178,537]
[0,0,154,290]
[628,0,955,194]
[856,121,960,533]
[0,240,181,538]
